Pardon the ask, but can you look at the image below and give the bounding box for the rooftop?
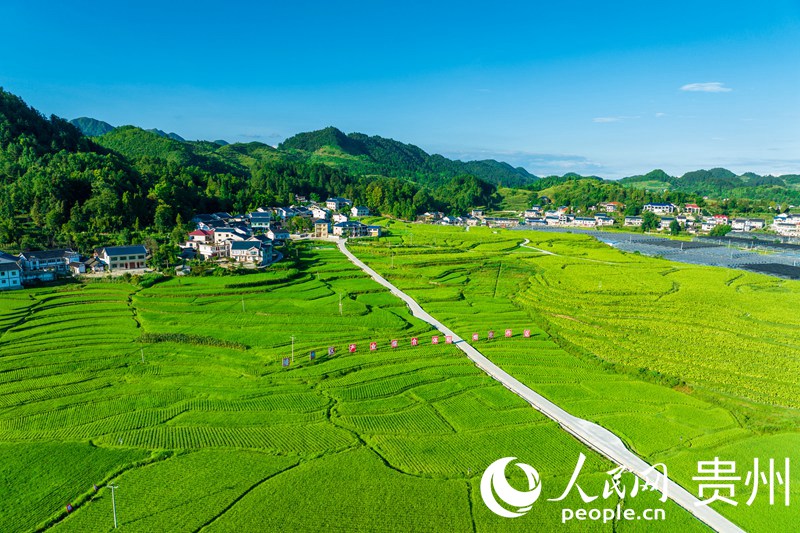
[102,245,147,256]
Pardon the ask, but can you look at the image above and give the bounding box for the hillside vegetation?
[0,89,502,253]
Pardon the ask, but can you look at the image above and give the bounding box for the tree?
[669,219,681,235]
[709,224,732,237]
[641,211,659,231]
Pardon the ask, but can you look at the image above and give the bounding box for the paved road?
[337,238,744,533]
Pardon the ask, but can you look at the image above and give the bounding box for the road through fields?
[337,238,744,533]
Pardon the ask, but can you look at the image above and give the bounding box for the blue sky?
[1,1,798,178]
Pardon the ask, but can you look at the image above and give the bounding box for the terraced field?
[0,242,705,531]
[349,221,800,531]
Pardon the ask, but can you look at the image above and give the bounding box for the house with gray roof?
[98,245,147,271]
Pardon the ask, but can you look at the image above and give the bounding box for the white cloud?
[655,112,667,118]
[593,115,640,123]
[680,82,732,93]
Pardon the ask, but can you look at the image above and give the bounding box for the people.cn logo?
[480,457,542,518]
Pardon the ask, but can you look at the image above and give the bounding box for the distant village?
[1,195,798,291]
[0,197,381,290]
[424,201,799,237]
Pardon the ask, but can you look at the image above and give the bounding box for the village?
[423,201,786,235]
[0,197,383,290]
[0,196,798,291]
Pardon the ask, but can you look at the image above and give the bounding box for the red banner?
[391,339,398,348]
[488,330,495,340]
[411,337,418,346]
[505,329,512,337]
[432,335,439,344]
[349,344,357,353]
[523,329,531,338]
[472,333,479,341]
[445,335,453,344]
[370,342,377,351]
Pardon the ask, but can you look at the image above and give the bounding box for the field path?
[338,238,743,533]
[519,238,556,255]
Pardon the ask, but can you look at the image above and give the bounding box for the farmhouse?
[350,206,370,217]
[332,221,381,238]
[599,201,625,213]
[624,216,643,227]
[98,245,147,271]
[267,228,291,243]
[311,206,330,219]
[684,204,701,214]
[248,212,272,230]
[326,197,351,211]
[484,217,518,228]
[524,218,547,226]
[18,249,79,273]
[594,214,615,226]
[214,227,249,244]
[314,219,331,238]
[643,203,676,215]
[187,229,214,247]
[229,240,267,265]
[0,260,22,290]
[84,256,107,272]
[659,217,676,231]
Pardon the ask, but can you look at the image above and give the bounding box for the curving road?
[337,238,744,533]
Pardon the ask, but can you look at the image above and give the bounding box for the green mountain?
[0,89,501,252]
[69,116,115,136]
[95,126,244,175]
[280,126,539,187]
[146,128,186,142]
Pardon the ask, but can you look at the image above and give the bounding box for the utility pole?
[140,348,144,364]
[339,293,343,316]
[291,336,295,363]
[391,252,394,269]
[241,295,245,313]
[107,484,118,529]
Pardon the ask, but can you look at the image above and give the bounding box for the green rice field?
[0,242,706,532]
[348,221,800,532]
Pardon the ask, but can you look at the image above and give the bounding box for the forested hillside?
[0,89,499,252]
[280,126,539,187]
[619,168,800,204]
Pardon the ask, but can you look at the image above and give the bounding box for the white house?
[624,216,643,227]
[351,206,369,217]
[659,217,676,231]
[333,213,349,223]
[326,197,351,211]
[267,228,290,242]
[311,207,330,219]
[594,215,615,226]
[229,240,267,265]
[98,245,147,271]
[248,212,272,230]
[643,203,676,215]
[214,227,247,244]
[18,249,79,273]
[599,201,625,213]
